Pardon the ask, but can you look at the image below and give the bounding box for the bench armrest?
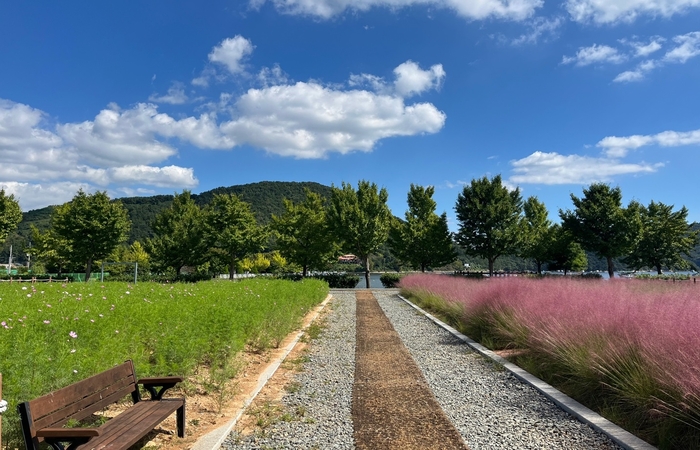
[137,376,183,400]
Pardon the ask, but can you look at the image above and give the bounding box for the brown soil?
[352,291,470,450]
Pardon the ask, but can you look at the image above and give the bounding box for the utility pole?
[7,244,11,275]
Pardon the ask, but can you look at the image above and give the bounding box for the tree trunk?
[656,264,662,275]
[176,265,182,277]
[364,257,371,289]
[421,262,426,273]
[488,258,495,277]
[536,261,542,275]
[229,254,236,280]
[606,256,615,278]
[85,259,92,282]
[303,265,308,278]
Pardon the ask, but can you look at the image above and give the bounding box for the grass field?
[400,274,700,450]
[0,278,328,448]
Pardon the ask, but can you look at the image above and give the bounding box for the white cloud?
[220,81,446,158]
[257,64,290,87]
[349,60,445,98]
[393,61,445,97]
[251,0,543,21]
[208,35,254,75]
[631,38,665,57]
[663,31,700,63]
[598,128,700,157]
[613,59,658,82]
[512,16,564,45]
[566,0,700,24]
[0,181,91,211]
[509,151,659,184]
[108,165,198,187]
[149,82,189,104]
[562,44,626,66]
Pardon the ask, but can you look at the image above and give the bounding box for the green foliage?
[519,196,553,274]
[389,184,457,272]
[548,224,588,274]
[0,278,328,448]
[327,180,392,288]
[147,191,208,276]
[51,190,131,281]
[379,273,403,287]
[206,193,268,279]
[30,225,73,274]
[276,272,360,288]
[560,183,640,278]
[624,201,699,275]
[454,175,523,276]
[271,189,339,277]
[0,188,22,244]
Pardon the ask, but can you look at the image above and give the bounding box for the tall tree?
[520,196,553,274]
[389,184,456,272]
[560,183,640,278]
[548,224,588,275]
[30,225,72,275]
[0,189,22,244]
[624,201,698,274]
[327,180,392,288]
[454,175,523,276]
[147,191,208,276]
[52,190,130,281]
[271,189,338,277]
[206,193,267,280]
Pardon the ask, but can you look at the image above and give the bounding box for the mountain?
[4,182,333,261]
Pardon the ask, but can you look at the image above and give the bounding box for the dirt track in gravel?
[352,290,470,450]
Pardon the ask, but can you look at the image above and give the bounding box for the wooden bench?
[18,360,185,450]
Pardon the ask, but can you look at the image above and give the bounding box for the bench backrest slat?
[28,361,136,428]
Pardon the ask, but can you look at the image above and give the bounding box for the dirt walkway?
[353,291,470,450]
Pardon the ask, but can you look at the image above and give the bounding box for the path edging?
[190,294,332,450]
[396,294,657,450]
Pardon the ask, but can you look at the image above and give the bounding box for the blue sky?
[1,1,699,229]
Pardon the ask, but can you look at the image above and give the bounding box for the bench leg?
[177,402,186,438]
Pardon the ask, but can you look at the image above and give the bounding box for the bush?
[579,272,603,279]
[275,272,360,288]
[380,273,403,288]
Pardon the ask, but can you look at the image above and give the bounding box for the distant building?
[338,254,359,264]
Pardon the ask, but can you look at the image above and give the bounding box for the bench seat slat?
[29,362,135,419]
[74,399,184,450]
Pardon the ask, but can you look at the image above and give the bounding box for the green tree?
[327,180,392,288]
[454,175,523,276]
[520,196,553,274]
[271,190,339,277]
[389,184,456,272]
[548,224,588,275]
[0,189,22,244]
[30,225,72,275]
[51,190,130,281]
[624,201,698,274]
[560,183,640,278]
[206,193,267,280]
[147,191,208,276]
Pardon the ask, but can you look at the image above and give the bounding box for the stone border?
[190,294,332,450]
[395,294,657,450]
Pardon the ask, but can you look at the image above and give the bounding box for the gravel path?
[223,290,624,450]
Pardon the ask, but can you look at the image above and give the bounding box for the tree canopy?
[51,190,130,281]
[520,196,552,274]
[0,189,22,244]
[327,180,392,288]
[271,189,338,277]
[389,184,456,272]
[454,175,523,276]
[560,183,640,278]
[624,201,698,274]
[206,193,268,279]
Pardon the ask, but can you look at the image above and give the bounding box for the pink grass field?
[399,274,700,428]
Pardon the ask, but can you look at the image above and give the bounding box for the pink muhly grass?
[399,273,700,423]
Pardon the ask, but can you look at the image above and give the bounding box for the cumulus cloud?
[349,60,444,98]
[220,81,446,158]
[509,151,660,185]
[192,35,254,87]
[566,0,700,24]
[149,82,189,104]
[257,64,290,87]
[664,31,700,63]
[562,44,626,66]
[251,0,543,21]
[0,181,91,211]
[598,128,700,157]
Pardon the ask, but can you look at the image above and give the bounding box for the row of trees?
[1,176,697,284]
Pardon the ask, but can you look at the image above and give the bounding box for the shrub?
[380,273,403,288]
